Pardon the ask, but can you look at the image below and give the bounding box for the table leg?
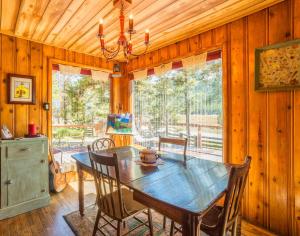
[77,163,84,216]
[182,214,201,236]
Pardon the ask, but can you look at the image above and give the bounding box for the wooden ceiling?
[0,0,283,60]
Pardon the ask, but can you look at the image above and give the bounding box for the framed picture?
[7,74,36,104]
[106,113,133,135]
[255,39,300,91]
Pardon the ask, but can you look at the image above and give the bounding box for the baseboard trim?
[0,194,50,220]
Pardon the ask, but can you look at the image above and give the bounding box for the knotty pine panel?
[0,35,15,134]
[29,42,43,129]
[268,2,292,234]
[247,10,268,227]
[42,44,54,136]
[0,33,113,138]
[229,18,249,217]
[127,1,300,234]
[15,38,29,137]
[293,0,300,234]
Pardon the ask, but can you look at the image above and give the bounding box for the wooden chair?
[169,156,252,236]
[158,136,188,163]
[159,136,187,229]
[91,138,115,151]
[88,145,154,236]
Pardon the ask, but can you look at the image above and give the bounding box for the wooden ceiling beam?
[105,0,282,56]
[83,0,206,54]
[88,0,242,55]
[137,0,283,53]
[123,0,252,52]
[67,0,162,51]
[41,0,85,42]
[14,0,49,38]
[94,0,200,49]
[50,0,112,47]
[0,0,283,59]
[1,0,21,33]
[32,0,77,42]
[63,2,120,49]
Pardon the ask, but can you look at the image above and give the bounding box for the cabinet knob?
[41,189,46,193]
[40,160,45,163]
[6,180,13,185]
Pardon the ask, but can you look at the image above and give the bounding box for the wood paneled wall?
[0,0,299,235]
[127,0,300,235]
[0,34,113,137]
[110,62,132,146]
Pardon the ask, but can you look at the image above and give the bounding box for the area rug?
[64,197,177,236]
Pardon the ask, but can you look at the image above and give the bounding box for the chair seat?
[100,187,146,220]
[201,205,223,229]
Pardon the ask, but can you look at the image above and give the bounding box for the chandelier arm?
[103,44,120,56]
[103,51,119,60]
[123,47,129,60]
[103,47,117,54]
[102,43,120,54]
[102,44,121,60]
[130,44,149,57]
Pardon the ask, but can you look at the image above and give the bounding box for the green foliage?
[133,59,223,135]
[52,72,110,126]
[52,128,84,141]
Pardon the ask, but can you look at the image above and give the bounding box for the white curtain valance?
[59,65,81,75]
[154,62,172,76]
[133,69,148,80]
[182,52,207,69]
[91,70,110,82]
[132,52,209,80]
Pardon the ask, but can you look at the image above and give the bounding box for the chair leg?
[117,221,121,236]
[92,209,101,236]
[163,216,167,229]
[147,208,154,236]
[232,217,238,236]
[123,221,126,228]
[170,220,175,236]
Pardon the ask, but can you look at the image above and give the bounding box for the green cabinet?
[0,137,50,219]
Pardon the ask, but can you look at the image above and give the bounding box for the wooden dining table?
[71,146,231,236]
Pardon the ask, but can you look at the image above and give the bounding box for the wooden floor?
[0,181,276,236]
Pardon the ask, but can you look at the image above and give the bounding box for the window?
[133,57,222,161]
[52,65,110,153]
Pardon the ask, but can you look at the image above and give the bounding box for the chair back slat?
[92,138,115,151]
[158,136,188,163]
[221,156,251,233]
[88,145,125,220]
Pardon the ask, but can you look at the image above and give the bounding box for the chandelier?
[98,0,150,60]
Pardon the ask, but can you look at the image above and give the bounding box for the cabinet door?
[5,141,48,207]
[1,145,8,208]
[6,156,45,206]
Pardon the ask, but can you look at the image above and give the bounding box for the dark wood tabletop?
[72,146,230,235]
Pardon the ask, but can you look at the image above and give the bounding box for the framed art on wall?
[106,113,133,135]
[7,74,36,104]
[255,39,300,91]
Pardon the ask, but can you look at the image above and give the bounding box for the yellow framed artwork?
[7,74,36,104]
